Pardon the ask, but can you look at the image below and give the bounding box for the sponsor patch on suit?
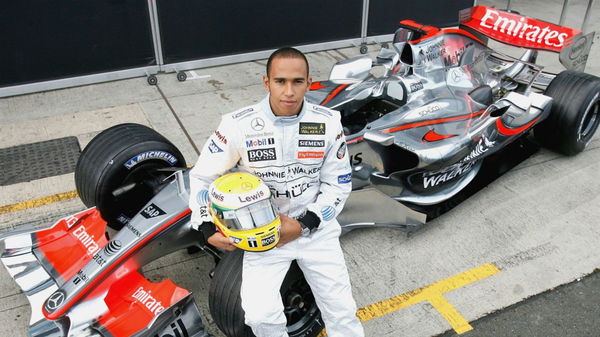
[248,148,277,162]
[299,122,326,135]
[337,173,352,184]
[298,139,325,147]
[298,151,324,159]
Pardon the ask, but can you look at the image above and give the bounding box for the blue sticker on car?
[337,173,352,184]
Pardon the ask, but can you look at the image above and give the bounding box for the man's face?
[263,57,312,116]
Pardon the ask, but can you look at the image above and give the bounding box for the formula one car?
[1,5,599,337]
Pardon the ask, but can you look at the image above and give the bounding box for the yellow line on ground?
[0,190,79,215]
[356,263,500,327]
[429,294,473,334]
[317,263,500,337]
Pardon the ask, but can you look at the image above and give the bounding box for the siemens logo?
[298,140,325,147]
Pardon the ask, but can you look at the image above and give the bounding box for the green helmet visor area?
[213,199,278,231]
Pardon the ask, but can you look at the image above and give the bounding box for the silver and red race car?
[1,6,599,337]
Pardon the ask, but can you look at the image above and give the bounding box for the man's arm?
[188,116,240,248]
[301,114,352,231]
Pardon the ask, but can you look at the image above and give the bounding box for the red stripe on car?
[384,110,484,134]
[310,81,328,90]
[321,83,350,105]
[423,129,458,142]
[496,117,540,136]
[346,110,483,144]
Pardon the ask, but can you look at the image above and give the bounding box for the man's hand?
[207,232,237,251]
[277,214,302,247]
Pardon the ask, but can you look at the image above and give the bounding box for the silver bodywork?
[306,29,554,207]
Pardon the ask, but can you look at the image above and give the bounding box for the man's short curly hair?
[266,47,309,77]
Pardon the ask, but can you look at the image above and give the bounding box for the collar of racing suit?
[260,94,309,126]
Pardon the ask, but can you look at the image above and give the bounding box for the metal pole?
[581,0,596,32]
[361,0,370,44]
[147,0,165,69]
[558,0,570,26]
[506,0,512,11]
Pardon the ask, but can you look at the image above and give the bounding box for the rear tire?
[209,249,324,337]
[534,70,600,155]
[75,123,186,229]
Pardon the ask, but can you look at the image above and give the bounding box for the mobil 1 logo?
[248,148,276,162]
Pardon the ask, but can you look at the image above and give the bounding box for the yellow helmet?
[208,172,280,252]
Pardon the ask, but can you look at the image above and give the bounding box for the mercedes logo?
[451,69,462,82]
[241,181,253,191]
[45,290,66,311]
[251,117,265,131]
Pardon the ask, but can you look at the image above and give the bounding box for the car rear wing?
[459,5,595,71]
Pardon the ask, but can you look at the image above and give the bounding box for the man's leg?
[296,224,364,337]
[241,248,293,337]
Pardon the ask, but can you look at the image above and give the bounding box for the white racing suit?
[189,95,364,337]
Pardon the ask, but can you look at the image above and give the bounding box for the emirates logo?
[462,6,581,53]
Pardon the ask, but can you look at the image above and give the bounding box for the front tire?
[534,70,600,155]
[209,249,324,337]
[75,123,186,229]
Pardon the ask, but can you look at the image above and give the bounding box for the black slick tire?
[74,123,186,229]
[209,249,324,337]
[534,70,600,155]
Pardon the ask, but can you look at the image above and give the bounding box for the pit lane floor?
[1,1,600,335]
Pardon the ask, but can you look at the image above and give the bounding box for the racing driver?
[188,47,364,337]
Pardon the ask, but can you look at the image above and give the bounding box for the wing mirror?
[329,56,373,81]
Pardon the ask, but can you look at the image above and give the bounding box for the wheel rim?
[578,94,600,144]
[283,275,320,332]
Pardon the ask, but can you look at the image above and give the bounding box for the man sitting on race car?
[188,47,364,337]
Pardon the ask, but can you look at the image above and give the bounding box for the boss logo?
[410,81,424,92]
[248,148,276,162]
[261,235,276,246]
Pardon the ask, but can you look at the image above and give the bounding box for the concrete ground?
[1,0,600,336]
[437,270,600,337]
